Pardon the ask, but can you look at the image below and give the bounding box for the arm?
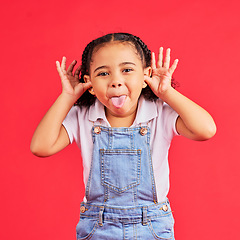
[30,57,92,157]
[161,88,216,140]
[144,48,216,141]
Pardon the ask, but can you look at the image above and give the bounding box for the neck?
[105,109,137,128]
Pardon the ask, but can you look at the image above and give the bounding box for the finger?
[56,61,64,78]
[67,60,77,75]
[56,60,68,84]
[83,81,92,91]
[163,48,171,69]
[144,75,158,93]
[61,56,67,73]
[157,47,163,68]
[75,82,92,94]
[151,52,156,69]
[74,65,81,78]
[169,59,179,75]
[56,61,61,72]
[144,75,151,83]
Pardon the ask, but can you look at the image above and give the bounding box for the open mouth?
[111,95,127,109]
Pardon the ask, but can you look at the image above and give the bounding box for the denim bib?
[76,126,175,240]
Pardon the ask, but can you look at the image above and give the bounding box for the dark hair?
[76,32,177,107]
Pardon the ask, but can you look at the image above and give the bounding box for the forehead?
[90,42,142,66]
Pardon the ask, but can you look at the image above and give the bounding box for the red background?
[1,0,240,239]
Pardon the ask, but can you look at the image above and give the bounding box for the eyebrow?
[94,65,108,73]
[93,62,136,73]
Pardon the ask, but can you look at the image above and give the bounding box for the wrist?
[157,87,176,103]
[59,92,78,105]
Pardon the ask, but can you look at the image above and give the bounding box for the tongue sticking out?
[111,95,127,108]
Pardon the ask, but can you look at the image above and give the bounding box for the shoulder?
[136,97,168,124]
[148,98,179,138]
[63,105,89,133]
[154,98,177,117]
[66,104,90,120]
[66,100,106,124]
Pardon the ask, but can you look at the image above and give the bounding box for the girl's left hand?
[144,47,179,98]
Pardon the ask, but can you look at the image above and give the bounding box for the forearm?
[161,88,216,140]
[30,93,75,155]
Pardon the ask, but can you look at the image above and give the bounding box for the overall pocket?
[100,149,141,193]
[147,211,174,239]
[76,217,99,240]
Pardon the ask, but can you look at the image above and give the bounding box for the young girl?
[31,33,216,239]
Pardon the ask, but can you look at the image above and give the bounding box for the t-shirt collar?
[88,99,107,123]
[134,95,157,125]
[88,96,157,125]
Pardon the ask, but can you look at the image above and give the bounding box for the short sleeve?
[162,102,180,141]
[62,106,80,144]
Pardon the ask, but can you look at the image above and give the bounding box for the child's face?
[85,42,151,121]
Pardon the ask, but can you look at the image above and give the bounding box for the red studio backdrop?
[1,0,240,239]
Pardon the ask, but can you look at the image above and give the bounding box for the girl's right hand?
[56,56,92,101]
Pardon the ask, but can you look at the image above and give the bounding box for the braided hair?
[76,32,176,107]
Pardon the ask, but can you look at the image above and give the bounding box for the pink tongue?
[111,95,126,108]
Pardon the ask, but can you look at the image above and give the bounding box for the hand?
[144,47,178,99]
[56,56,92,100]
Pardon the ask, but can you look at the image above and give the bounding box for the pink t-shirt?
[62,96,179,202]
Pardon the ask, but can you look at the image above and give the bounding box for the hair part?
[76,32,176,107]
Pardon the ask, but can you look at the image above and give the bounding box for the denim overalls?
[76,125,175,240]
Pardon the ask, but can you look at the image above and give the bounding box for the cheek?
[91,81,107,97]
[92,80,107,91]
[130,75,145,89]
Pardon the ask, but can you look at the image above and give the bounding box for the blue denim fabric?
[76,126,175,239]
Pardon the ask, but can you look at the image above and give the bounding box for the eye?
[97,72,109,77]
[123,68,133,73]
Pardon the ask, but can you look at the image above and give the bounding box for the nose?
[110,75,123,88]
[111,82,122,88]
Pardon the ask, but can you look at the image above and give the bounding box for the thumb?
[144,75,151,85]
[144,75,157,91]
[76,82,92,95]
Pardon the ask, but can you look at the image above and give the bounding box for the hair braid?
[132,35,152,67]
[130,35,159,101]
[76,41,97,106]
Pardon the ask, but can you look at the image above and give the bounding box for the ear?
[84,75,95,95]
[143,67,152,88]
